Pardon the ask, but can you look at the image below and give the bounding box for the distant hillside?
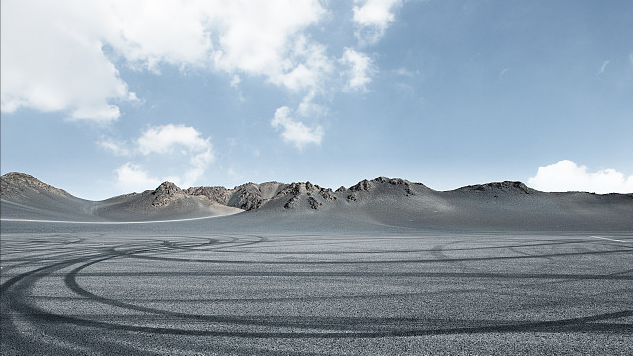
[0,172,92,220]
[1,172,632,230]
[0,173,241,221]
[0,172,73,198]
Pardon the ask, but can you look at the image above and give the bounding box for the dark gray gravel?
[1,219,632,355]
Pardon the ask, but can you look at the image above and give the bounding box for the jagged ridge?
[2,172,632,231]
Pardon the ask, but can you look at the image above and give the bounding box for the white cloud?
[98,139,130,156]
[353,0,403,44]
[297,91,327,118]
[115,162,161,193]
[528,160,633,194]
[340,48,375,91]
[136,124,214,187]
[1,0,329,122]
[598,60,610,74]
[137,124,212,156]
[394,67,417,77]
[271,106,323,149]
[1,1,133,122]
[105,124,215,191]
[210,2,329,92]
[230,75,241,87]
[2,0,401,146]
[104,1,213,71]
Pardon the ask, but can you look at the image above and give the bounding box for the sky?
[2,0,633,200]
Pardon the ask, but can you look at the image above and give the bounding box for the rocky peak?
[349,179,371,192]
[154,181,181,194]
[151,181,186,207]
[229,183,264,211]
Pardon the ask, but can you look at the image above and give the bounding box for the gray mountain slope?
[0,173,242,221]
[242,177,633,231]
[91,182,243,221]
[0,172,96,221]
[1,172,631,231]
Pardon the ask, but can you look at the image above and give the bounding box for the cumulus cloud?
[2,0,403,146]
[0,1,133,122]
[136,124,214,187]
[209,1,328,91]
[137,124,212,156]
[115,162,161,193]
[1,0,328,122]
[528,160,633,194]
[271,106,323,149]
[353,0,403,44]
[340,48,375,91]
[106,124,215,191]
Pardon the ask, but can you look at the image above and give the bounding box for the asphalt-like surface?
[1,221,632,355]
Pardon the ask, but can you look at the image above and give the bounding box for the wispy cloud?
[394,67,417,77]
[528,160,633,193]
[98,139,130,156]
[598,60,610,74]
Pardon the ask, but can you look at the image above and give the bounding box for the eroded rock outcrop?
[373,177,416,195]
[349,179,371,192]
[273,182,338,210]
[186,186,232,205]
[459,181,532,194]
[152,182,187,207]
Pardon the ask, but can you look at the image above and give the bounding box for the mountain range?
[1,172,632,231]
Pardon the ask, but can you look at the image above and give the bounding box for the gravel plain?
[1,220,632,355]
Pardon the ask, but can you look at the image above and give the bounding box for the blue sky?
[2,0,633,200]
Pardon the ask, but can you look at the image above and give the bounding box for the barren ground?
[1,220,631,355]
